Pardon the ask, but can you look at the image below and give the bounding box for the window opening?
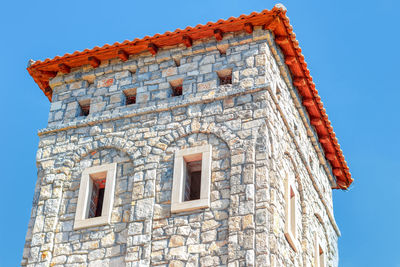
[284,174,297,251]
[79,100,90,117]
[172,85,183,96]
[219,75,232,85]
[184,159,202,201]
[217,69,232,85]
[123,88,137,105]
[171,144,211,213]
[74,163,117,230]
[170,79,183,97]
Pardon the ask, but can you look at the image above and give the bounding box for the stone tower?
[23,5,352,267]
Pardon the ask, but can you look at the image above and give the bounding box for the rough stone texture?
[22,27,340,267]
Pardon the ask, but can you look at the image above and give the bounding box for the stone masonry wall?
[150,133,230,266]
[263,33,340,266]
[22,27,340,267]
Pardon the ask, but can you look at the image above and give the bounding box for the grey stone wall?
[22,27,340,267]
[46,28,269,127]
[151,133,230,266]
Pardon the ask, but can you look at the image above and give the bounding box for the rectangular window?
[315,237,326,267]
[74,163,117,230]
[171,145,212,213]
[284,174,298,251]
[123,88,137,105]
[79,99,90,117]
[184,158,202,201]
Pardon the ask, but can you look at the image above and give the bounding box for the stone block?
[97,78,115,88]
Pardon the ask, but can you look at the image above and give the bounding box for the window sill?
[74,216,110,230]
[171,198,209,213]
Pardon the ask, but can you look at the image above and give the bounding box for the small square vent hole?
[217,69,232,85]
[123,88,137,105]
[170,79,183,97]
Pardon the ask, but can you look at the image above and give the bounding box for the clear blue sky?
[0,0,398,266]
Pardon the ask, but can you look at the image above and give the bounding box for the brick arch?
[70,137,136,165]
[158,121,242,152]
[34,136,140,210]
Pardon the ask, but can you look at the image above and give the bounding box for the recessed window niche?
[171,145,212,213]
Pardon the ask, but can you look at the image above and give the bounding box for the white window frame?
[314,235,326,267]
[284,173,298,251]
[74,163,117,230]
[171,144,212,213]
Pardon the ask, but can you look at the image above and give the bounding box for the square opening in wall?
[183,154,202,201]
[123,88,137,105]
[79,99,90,117]
[170,79,183,97]
[217,44,229,56]
[217,69,232,85]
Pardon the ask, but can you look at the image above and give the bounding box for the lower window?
[171,144,212,213]
[74,163,117,230]
[314,235,326,267]
[284,173,298,251]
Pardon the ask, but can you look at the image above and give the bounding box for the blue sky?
[0,0,399,266]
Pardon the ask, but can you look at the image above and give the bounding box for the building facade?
[23,5,352,267]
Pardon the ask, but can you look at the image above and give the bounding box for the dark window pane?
[185,160,202,201]
[219,75,232,85]
[80,104,90,116]
[88,183,99,218]
[88,179,106,218]
[95,188,105,217]
[172,85,183,96]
